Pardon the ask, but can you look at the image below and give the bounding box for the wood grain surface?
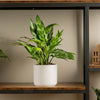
[90,63,100,68]
[0,82,85,90]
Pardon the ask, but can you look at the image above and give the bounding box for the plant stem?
[45,52,49,64]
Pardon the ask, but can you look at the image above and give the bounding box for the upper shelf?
[0,0,100,3]
[0,82,86,94]
[0,1,100,10]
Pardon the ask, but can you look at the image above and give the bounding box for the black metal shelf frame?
[0,3,100,10]
[0,2,100,100]
[89,68,100,71]
[0,90,86,94]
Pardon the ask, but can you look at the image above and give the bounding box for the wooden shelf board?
[89,63,100,71]
[0,82,85,91]
[89,63,100,68]
[0,0,100,3]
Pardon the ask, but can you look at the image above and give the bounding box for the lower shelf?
[0,82,86,94]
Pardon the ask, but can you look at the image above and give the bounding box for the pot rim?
[34,64,57,66]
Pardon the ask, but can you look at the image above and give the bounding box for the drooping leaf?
[20,36,43,47]
[14,40,35,56]
[67,52,75,60]
[50,49,67,59]
[50,49,75,60]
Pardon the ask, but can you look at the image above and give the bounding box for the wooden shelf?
[89,63,100,68]
[0,82,86,94]
[0,0,100,3]
[89,63,100,71]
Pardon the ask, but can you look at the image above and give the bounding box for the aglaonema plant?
[14,15,75,65]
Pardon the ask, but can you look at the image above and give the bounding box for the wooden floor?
[0,82,85,91]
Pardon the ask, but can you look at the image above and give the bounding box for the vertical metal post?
[83,6,89,100]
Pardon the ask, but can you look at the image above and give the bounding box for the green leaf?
[50,49,75,60]
[50,30,63,45]
[36,15,48,42]
[49,38,62,51]
[36,24,45,41]
[13,40,35,55]
[25,45,35,55]
[28,38,41,44]
[30,18,37,38]
[30,18,37,32]
[46,23,58,34]
[47,27,53,44]
[49,29,63,51]
[0,49,6,57]
[55,30,63,40]
[67,52,75,60]
[36,15,45,28]
[0,49,9,60]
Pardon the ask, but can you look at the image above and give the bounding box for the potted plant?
[92,87,100,100]
[14,15,75,86]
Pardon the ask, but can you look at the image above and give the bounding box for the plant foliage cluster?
[14,15,75,65]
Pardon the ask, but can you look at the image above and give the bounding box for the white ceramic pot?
[34,64,57,86]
